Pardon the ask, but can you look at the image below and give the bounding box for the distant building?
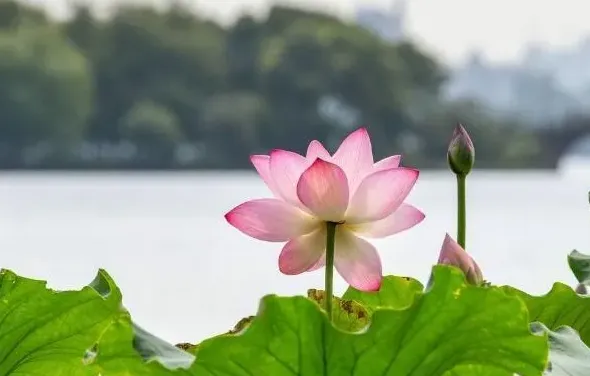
[445,48,588,125]
[521,38,590,96]
[356,0,590,125]
[355,0,407,42]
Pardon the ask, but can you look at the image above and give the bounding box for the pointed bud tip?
[438,234,483,285]
[447,123,475,176]
[452,124,474,146]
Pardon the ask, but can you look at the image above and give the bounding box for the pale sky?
[27,0,590,65]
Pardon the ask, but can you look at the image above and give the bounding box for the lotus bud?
[438,234,483,285]
[447,124,475,176]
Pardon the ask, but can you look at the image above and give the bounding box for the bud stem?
[457,174,466,249]
[324,221,337,322]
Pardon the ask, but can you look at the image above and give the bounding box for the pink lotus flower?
[438,234,483,285]
[225,128,424,291]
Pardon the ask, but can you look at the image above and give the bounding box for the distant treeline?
[0,1,566,169]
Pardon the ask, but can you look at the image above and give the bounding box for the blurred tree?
[119,100,182,146]
[0,2,555,169]
[118,100,183,166]
[0,25,92,150]
[265,6,338,34]
[199,92,269,167]
[64,4,101,57]
[410,99,541,168]
[227,16,262,91]
[0,0,20,29]
[0,0,47,30]
[83,4,227,141]
[256,7,445,156]
[395,42,447,94]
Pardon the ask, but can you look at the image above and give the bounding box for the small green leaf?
[504,283,590,347]
[531,323,590,375]
[306,289,369,331]
[568,250,590,286]
[133,323,195,369]
[342,274,423,312]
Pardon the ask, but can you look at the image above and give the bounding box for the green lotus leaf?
[190,265,547,375]
[0,265,549,376]
[504,282,590,347]
[342,273,423,313]
[0,268,181,375]
[531,323,590,375]
[306,288,369,331]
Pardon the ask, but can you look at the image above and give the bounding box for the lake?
[1,165,590,345]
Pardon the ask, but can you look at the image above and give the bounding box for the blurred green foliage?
[0,1,551,168]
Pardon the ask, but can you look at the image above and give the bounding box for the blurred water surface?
[1,166,590,344]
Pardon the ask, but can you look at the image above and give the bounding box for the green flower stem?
[325,221,337,321]
[457,174,466,249]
